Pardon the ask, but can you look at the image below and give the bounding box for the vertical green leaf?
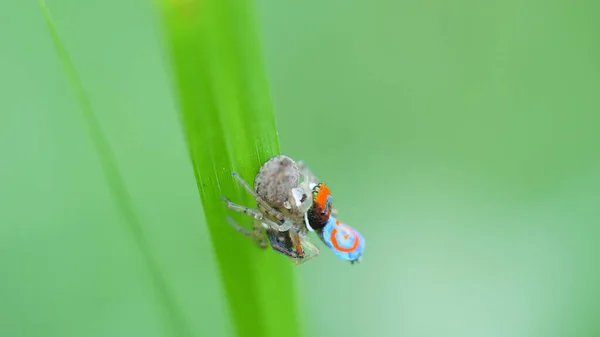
[157,1,301,337]
[39,2,194,337]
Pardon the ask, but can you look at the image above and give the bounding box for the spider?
[221,155,320,265]
[222,155,365,265]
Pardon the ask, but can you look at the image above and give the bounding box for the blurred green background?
[2,0,600,336]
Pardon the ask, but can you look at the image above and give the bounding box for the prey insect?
[297,161,365,264]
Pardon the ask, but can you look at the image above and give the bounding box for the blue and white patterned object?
[321,216,365,262]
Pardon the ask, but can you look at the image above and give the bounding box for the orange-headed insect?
[297,162,365,264]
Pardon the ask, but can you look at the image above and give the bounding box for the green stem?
[157,0,301,337]
[40,2,193,337]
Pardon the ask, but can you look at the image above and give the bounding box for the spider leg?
[231,172,286,222]
[266,229,302,259]
[266,230,320,265]
[221,196,295,232]
[297,160,320,185]
[221,196,265,220]
[225,216,268,248]
[290,233,320,265]
[288,228,305,256]
[299,234,320,261]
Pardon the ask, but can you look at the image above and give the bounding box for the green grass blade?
[39,2,194,337]
[157,1,301,337]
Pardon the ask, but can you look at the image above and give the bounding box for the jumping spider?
[221,155,320,264]
[222,155,365,265]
